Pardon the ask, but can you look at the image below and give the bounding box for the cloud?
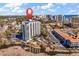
[0,3,25,15]
[56,6,61,9]
[32,6,41,11]
[32,3,54,15]
[0,8,9,12]
[41,3,53,9]
[77,5,79,8]
[0,7,10,15]
[32,3,53,10]
[12,7,20,12]
[59,3,67,6]
[48,8,57,12]
[32,3,59,15]
[12,6,24,14]
[17,9,24,14]
[4,3,23,8]
[65,9,77,15]
[0,3,79,15]
[69,9,76,13]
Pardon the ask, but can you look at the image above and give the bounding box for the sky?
[0,3,79,15]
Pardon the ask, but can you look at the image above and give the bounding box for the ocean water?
[64,15,78,19]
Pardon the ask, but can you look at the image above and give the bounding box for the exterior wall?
[35,21,41,36]
[22,20,41,41]
[71,17,79,23]
[56,15,64,27]
[22,21,30,41]
[71,17,79,27]
[72,23,79,27]
[70,42,79,47]
[77,33,79,38]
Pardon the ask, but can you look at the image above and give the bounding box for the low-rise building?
[53,29,79,48]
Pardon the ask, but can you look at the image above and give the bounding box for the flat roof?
[54,29,79,43]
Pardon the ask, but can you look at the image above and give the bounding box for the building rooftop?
[54,29,79,43]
